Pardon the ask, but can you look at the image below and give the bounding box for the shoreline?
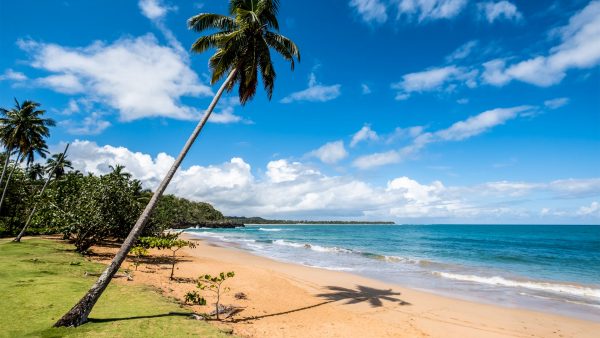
[166,233,599,337]
[182,226,600,322]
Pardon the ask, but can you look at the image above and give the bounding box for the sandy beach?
[90,235,600,338]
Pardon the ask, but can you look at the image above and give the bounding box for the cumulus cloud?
[63,140,600,222]
[481,1,600,87]
[477,1,522,23]
[350,0,388,23]
[391,65,477,100]
[17,35,219,121]
[350,125,379,147]
[307,141,349,164]
[354,106,534,169]
[280,73,341,103]
[396,0,468,21]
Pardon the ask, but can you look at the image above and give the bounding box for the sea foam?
[433,272,600,299]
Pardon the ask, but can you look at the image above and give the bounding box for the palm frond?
[187,14,236,32]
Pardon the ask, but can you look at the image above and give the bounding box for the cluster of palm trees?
[0,99,57,211]
[0,99,74,241]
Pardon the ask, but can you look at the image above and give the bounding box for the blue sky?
[1,0,599,223]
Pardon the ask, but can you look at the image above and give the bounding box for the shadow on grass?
[231,284,410,323]
[88,311,192,323]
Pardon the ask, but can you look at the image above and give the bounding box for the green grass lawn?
[0,238,230,337]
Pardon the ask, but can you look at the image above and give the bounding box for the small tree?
[197,272,235,320]
[138,234,196,280]
[129,246,148,271]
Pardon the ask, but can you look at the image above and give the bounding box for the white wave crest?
[434,272,600,299]
[272,240,353,254]
[259,228,284,232]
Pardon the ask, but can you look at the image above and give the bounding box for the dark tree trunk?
[0,152,21,213]
[0,149,11,189]
[54,69,238,327]
[170,250,176,280]
[15,144,70,242]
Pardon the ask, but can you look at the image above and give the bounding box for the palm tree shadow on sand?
[232,285,410,323]
[316,285,411,307]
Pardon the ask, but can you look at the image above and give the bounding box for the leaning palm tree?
[14,144,71,242]
[54,0,299,327]
[0,99,54,212]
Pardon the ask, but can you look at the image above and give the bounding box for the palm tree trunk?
[0,148,11,189]
[54,68,238,327]
[0,152,21,213]
[14,144,70,242]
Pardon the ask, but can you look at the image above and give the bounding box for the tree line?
[0,100,225,252]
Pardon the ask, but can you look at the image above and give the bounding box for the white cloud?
[307,140,348,164]
[60,99,80,115]
[139,0,174,20]
[138,0,185,54]
[0,69,27,81]
[396,0,468,21]
[63,140,600,222]
[354,106,534,169]
[477,1,522,23]
[361,83,372,94]
[60,112,111,135]
[482,1,600,87]
[18,35,218,121]
[445,40,478,62]
[577,201,600,216]
[210,107,243,124]
[544,97,569,109]
[37,74,85,94]
[280,73,341,103]
[350,0,388,23]
[391,66,477,99]
[435,106,531,141]
[351,125,379,147]
[353,150,402,169]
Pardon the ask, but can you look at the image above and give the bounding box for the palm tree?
[54,0,299,327]
[0,99,54,212]
[15,144,70,242]
[108,164,131,180]
[26,163,46,181]
[45,152,73,180]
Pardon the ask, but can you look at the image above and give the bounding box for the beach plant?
[184,290,207,306]
[138,234,197,279]
[197,272,235,320]
[55,0,299,327]
[129,245,148,271]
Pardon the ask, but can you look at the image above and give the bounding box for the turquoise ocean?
[185,224,600,321]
